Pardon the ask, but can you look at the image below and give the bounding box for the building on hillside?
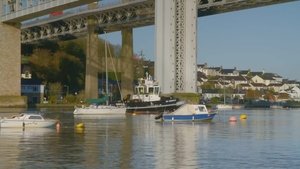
[286,86,300,101]
[218,76,248,88]
[239,83,252,90]
[21,79,45,105]
[249,71,264,77]
[200,66,222,76]
[250,83,267,91]
[267,83,283,92]
[282,79,300,88]
[264,73,283,83]
[251,74,278,86]
[239,69,251,77]
[220,67,239,76]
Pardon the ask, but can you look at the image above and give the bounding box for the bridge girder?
[20,0,296,43]
[21,0,155,43]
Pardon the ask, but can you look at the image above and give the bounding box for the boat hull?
[73,106,126,115]
[126,101,185,114]
[161,113,216,122]
[0,119,57,128]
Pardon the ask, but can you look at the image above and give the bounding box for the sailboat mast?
[223,76,225,105]
[105,38,109,105]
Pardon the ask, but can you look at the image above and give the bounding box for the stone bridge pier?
[0,22,26,107]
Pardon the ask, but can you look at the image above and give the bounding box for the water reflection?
[153,122,210,169]
[73,114,132,169]
[1,109,300,168]
[0,128,57,169]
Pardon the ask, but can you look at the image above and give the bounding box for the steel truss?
[21,0,154,43]
[21,0,295,43]
[174,0,185,92]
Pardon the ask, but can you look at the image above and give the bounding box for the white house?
[251,75,277,86]
[286,86,300,101]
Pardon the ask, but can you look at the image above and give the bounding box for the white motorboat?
[0,113,58,128]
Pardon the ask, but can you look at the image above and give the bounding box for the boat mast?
[223,76,225,105]
[105,34,109,106]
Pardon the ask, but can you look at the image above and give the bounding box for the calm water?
[1,108,300,169]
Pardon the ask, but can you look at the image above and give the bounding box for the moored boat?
[73,104,127,115]
[215,104,233,110]
[125,73,184,114]
[0,113,58,128]
[73,35,126,116]
[155,104,216,122]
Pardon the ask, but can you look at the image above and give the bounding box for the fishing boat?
[0,113,58,128]
[125,73,185,114]
[73,33,126,116]
[155,104,216,122]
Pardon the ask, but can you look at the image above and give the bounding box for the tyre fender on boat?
[155,112,164,120]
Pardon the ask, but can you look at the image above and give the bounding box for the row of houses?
[21,63,300,104]
[197,63,300,100]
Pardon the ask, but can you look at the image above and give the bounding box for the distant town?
[20,57,300,107]
[197,63,300,107]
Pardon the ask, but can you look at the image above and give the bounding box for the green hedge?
[170,93,199,104]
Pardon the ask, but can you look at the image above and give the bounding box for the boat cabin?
[11,113,45,120]
[132,74,161,102]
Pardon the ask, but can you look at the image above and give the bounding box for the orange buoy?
[56,122,61,133]
[229,116,237,122]
[56,121,61,128]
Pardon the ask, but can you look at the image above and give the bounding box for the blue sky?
[103,1,300,81]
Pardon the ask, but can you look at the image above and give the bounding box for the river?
[1,108,300,169]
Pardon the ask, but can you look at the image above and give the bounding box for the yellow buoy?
[76,122,85,128]
[240,114,247,120]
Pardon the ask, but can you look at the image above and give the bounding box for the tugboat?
[125,73,185,114]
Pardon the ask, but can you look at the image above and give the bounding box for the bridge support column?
[0,23,26,107]
[121,28,134,98]
[155,0,197,94]
[85,16,99,99]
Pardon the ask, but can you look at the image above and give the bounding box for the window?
[149,87,154,94]
[28,115,42,120]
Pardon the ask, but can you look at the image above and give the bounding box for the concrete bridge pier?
[121,28,134,99]
[0,22,26,107]
[84,15,99,99]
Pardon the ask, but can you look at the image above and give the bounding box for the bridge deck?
[1,0,98,23]
[4,0,295,43]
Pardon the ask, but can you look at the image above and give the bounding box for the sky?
[102,1,300,81]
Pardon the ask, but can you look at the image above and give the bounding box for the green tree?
[29,49,60,82]
[264,90,276,101]
[245,89,261,100]
[278,93,290,100]
[48,82,62,104]
[201,81,215,89]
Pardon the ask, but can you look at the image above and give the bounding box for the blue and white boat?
[155,104,216,122]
